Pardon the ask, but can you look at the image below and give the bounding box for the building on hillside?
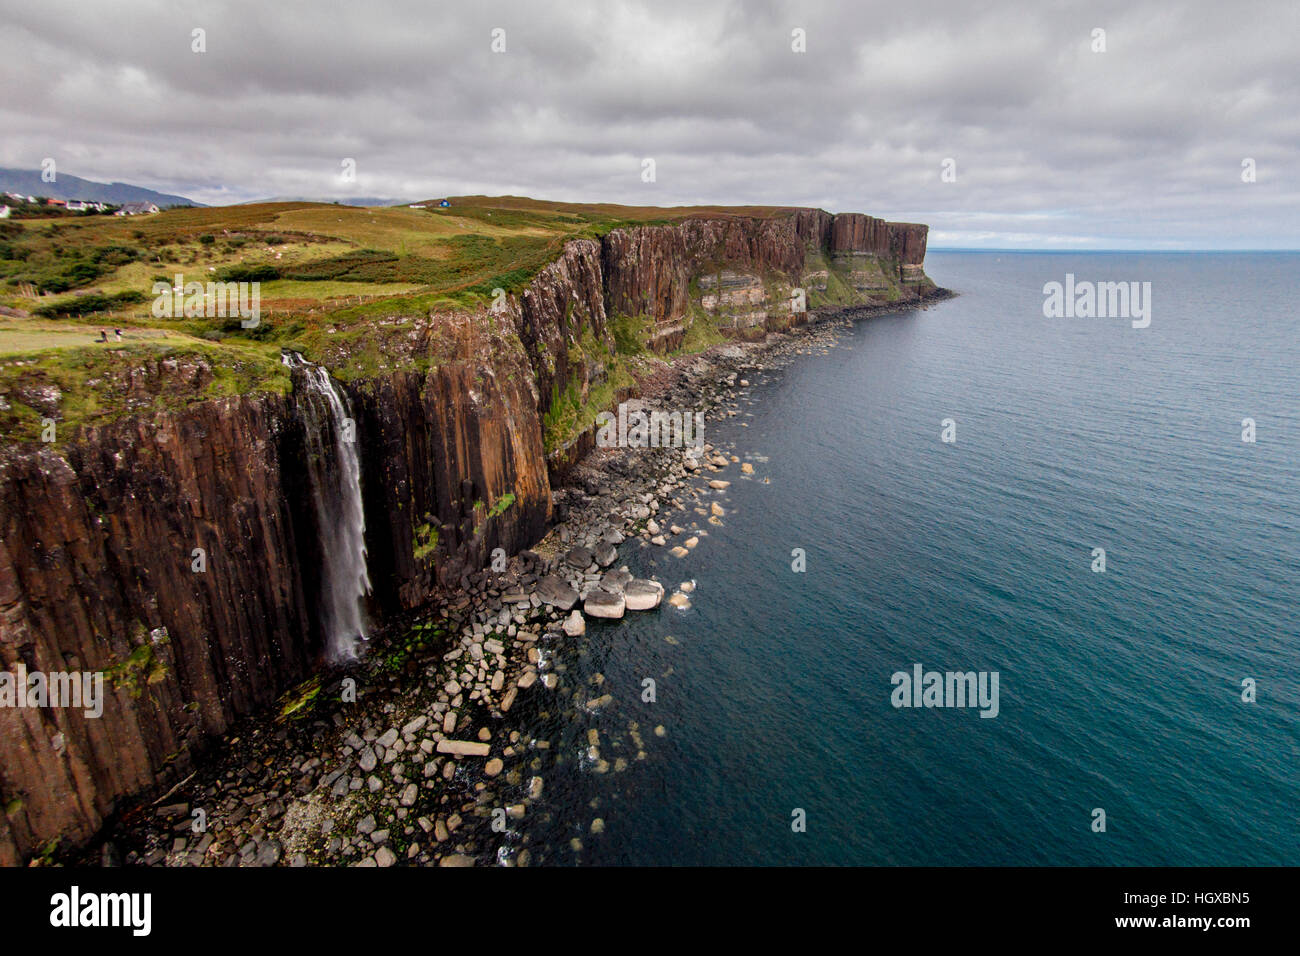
[0,206,10,219]
[114,201,160,216]
[46,198,66,207]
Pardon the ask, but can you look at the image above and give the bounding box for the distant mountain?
[0,168,200,207]
[238,196,409,207]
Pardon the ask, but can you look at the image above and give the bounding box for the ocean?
[508,251,1300,865]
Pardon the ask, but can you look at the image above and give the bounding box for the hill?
[239,196,408,207]
[0,168,199,207]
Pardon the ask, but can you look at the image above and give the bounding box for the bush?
[92,245,141,266]
[38,275,72,294]
[31,290,147,318]
[64,262,103,285]
[214,264,279,282]
[279,249,397,281]
[198,234,216,245]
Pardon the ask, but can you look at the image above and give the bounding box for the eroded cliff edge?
[0,208,936,863]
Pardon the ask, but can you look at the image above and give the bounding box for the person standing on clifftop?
[114,328,123,342]
[97,329,107,342]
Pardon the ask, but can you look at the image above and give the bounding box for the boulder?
[436,739,490,757]
[536,574,579,611]
[584,589,626,620]
[565,546,594,569]
[601,568,633,593]
[624,579,664,611]
[563,610,586,637]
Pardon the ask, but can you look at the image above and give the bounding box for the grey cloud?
[0,0,1296,247]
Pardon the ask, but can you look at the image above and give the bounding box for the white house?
[0,206,10,219]
[114,201,160,216]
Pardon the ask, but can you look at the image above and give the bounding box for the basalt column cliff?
[0,208,935,863]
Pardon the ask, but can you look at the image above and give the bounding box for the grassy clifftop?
[0,197,877,442]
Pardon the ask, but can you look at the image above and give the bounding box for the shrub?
[214,264,279,282]
[92,245,142,266]
[31,290,147,318]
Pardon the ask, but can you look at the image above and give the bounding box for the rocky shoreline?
[62,291,951,868]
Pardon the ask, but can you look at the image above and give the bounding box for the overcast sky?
[2,0,1297,248]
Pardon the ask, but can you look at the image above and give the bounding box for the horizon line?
[929,246,1300,253]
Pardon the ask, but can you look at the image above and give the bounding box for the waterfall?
[282,352,372,661]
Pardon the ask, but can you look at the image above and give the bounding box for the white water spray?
[282,352,372,661]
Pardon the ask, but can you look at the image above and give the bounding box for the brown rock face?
[516,239,608,416]
[0,396,318,864]
[0,203,935,862]
[829,213,927,262]
[602,217,808,327]
[352,352,551,609]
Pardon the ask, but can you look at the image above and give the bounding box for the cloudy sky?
[2,0,1297,248]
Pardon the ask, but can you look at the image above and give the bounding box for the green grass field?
[0,196,831,443]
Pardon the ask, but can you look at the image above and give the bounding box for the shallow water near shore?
[513,251,1300,865]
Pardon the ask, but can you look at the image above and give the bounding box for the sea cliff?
[0,206,938,863]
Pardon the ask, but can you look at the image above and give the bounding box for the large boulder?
[601,568,634,594]
[565,546,594,570]
[537,574,579,611]
[562,610,586,637]
[583,588,626,620]
[624,579,664,611]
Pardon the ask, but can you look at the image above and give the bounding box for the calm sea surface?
[507,252,1300,865]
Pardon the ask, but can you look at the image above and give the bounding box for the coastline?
[67,287,954,867]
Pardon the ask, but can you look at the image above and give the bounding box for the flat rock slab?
[565,547,594,569]
[601,569,633,593]
[624,579,664,611]
[537,574,579,611]
[437,739,491,757]
[584,589,626,620]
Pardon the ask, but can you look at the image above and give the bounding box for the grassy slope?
[0,197,851,443]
